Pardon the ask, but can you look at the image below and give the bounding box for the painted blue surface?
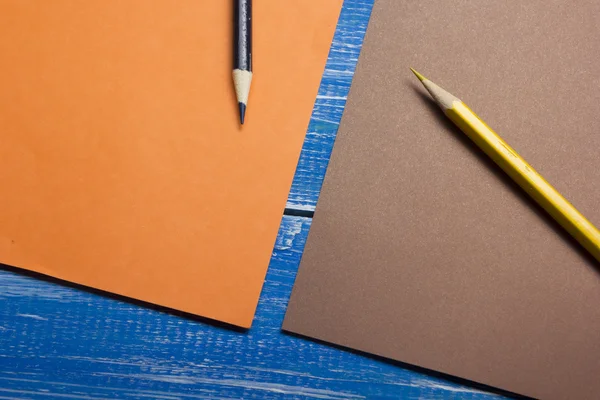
[286,0,373,212]
[0,1,506,398]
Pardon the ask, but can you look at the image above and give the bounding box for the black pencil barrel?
[234,0,252,72]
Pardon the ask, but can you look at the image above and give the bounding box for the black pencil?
[233,0,252,125]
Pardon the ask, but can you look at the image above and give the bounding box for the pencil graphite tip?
[238,102,246,125]
[410,68,427,82]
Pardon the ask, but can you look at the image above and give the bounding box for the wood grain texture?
[0,1,505,398]
[286,0,374,212]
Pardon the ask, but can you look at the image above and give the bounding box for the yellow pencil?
[411,68,600,263]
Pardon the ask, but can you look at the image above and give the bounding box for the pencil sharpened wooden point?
[410,68,426,82]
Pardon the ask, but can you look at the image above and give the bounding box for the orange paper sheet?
[0,0,341,328]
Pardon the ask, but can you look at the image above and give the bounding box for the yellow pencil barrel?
[446,101,600,262]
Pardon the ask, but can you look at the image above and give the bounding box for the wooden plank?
[286,0,373,212]
[0,215,502,400]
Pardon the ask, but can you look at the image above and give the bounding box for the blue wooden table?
[0,2,507,398]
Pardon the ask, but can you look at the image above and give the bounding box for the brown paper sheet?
[0,0,342,328]
[283,0,600,397]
